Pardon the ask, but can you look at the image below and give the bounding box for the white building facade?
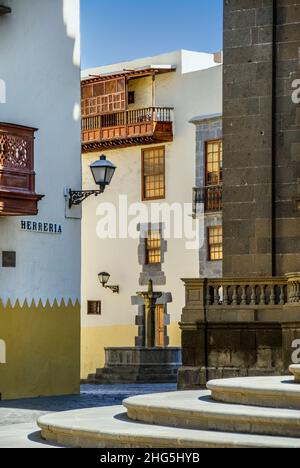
[0,0,81,399]
[80,50,222,379]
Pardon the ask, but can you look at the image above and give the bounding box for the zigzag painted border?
[0,297,80,308]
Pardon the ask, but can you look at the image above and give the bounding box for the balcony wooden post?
[152,71,156,108]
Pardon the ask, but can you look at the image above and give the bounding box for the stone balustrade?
[206,278,288,308]
[179,274,300,389]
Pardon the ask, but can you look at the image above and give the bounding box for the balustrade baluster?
[214,286,219,306]
[289,282,294,303]
[250,285,256,305]
[270,285,276,305]
[241,286,247,306]
[206,286,211,306]
[260,285,266,305]
[279,285,285,305]
[232,286,238,306]
[292,282,297,303]
[223,285,229,305]
[296,282,300,303]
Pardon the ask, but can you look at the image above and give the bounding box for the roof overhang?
[189,113,223,125]
[0,5,11,15]
[82,65,176,84]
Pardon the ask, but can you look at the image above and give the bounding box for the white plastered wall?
[0,0,81,305]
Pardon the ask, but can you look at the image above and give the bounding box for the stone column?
[223,1,274,277]
[178,279,207,389]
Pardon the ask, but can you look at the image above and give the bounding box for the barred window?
[87,301,101,315]
[142,147,165,200]
[146,231,161,264]
[208,226,223,261]
[206,140,223,186]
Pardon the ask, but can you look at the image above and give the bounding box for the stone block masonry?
[178,1,300,390]
[223,0,300,278]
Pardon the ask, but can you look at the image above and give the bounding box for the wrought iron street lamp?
[98,272,119,294]
[68,155,116,208]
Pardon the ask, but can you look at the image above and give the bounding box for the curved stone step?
[87,374,177,385]
[207,376,300,409]
[290,365,300,383]
[37,406,300,448]
[124,390,300,437]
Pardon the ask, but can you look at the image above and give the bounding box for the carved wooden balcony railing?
[0,123,44,216]
[193,185,223,215]
[82,107,174,153]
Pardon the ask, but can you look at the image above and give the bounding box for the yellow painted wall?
[168,322,182,348]
[81,324,137,379]
[81,321,181,379]
[0,300,80,401]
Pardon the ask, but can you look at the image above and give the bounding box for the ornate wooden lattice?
[81,77,126,117]
[0,133,31,169]
[0,123,43,216]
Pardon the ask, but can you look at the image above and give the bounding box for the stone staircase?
[38,365,300,448]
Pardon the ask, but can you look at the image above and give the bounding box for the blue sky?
[81,0,223,69]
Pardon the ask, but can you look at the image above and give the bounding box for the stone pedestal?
[84,347,182,384]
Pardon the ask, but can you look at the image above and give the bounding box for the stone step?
[87,374,178,385]
[96,366,179,376]
[37,405,300,448]
[124,390,300,437]
[207,375,300,409]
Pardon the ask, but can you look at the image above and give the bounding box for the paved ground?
[0,384,176,448]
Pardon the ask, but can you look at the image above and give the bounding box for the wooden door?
[155,305,165,348]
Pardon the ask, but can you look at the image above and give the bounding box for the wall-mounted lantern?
[67,155,116,208]
[98,272,119,294]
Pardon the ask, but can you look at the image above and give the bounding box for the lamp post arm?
[104,285,120,294]
[69,188,104,208]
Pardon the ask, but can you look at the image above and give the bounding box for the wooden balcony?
[0,123,44,216]
[82,107,174,153]
[193,185,223,215]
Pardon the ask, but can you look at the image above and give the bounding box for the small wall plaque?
[2,251,16,268]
